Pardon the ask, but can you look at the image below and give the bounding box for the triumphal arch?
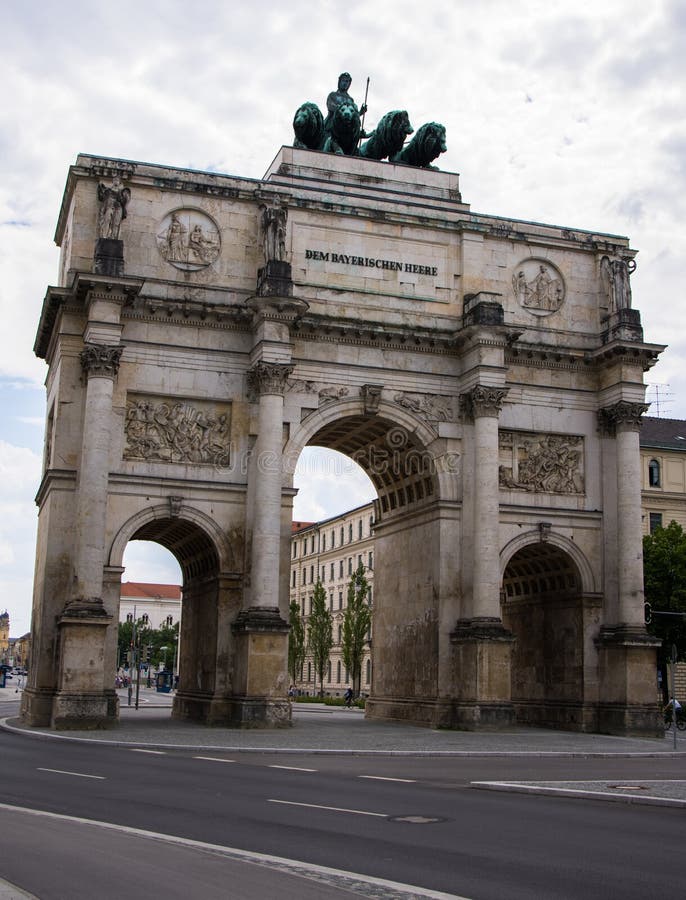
[23,88,664,734]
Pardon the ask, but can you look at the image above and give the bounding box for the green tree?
[307,580,332,697]
[288,599,306,688]
[342,563,372,698]
[643,520,686,700]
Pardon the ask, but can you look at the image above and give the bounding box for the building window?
[126,613,133,623]
[166,615,173,627]
[348,557,352,575]
[141,614,149,625]
[322,534,326,551]
[307,662,312,682]
[301,599,305,616]
[330,562,334,580]
[338,591,343,609]
[292,570,296,588]
[327,661,332,683]
[649,512,663,533]
[321,567,326,583]
[329,590,334,610]
[368,586,373,605]
[331,530,335,548]
[337,660,341,683]
[293,543,297,558]
[366,658,371,684]
[303,539,307,556]
[309,595,313,614]
[348,523,353,543]
[368,551,373,570]
[648,459,661,487]
[340,526,344,545]
[337,624,342,644]
[358,554,362,568]
[310,565,314,583]
[358,519,363,539]
[311,535,316,554]
[339,560,343,578]
[369,515,374,532]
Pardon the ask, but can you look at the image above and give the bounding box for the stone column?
[52,344,122,729]
[230,361,292,727]
[451,384,514,728]
[68,344,123,612]
[596,400,661,736]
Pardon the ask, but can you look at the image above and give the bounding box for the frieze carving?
[124,396,231,466]
[394,392,454,422]
[499,430,584,494]
[80,344,123,378]
[247,362,294,397]
[287,380,349,405]
[598,401,649,434]
[157,209,220,271]
[460,385,508,420]
[512,259,565,315]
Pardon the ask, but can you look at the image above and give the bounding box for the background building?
[641,417,686,534]
[290,503,374,695]
[119,582,181,629]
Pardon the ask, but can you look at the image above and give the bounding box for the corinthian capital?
[80,344,123,379]
[460,385,509,420]
[247,362,294,397]
[598,401,649,434]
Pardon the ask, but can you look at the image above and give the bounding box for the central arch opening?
[290,410,446,724]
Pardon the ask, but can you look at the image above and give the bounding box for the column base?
[449,618,516,729]
[595,625,662,737]
[51,690,119,730]
[20,688,56,728]
[172,690,291,728]
[364,696,455,729]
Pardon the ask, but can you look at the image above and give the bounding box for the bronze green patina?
[292,74,446,168]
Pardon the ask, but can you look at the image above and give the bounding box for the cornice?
[124,294,253,332]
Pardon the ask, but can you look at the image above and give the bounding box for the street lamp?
[160,646,169,671]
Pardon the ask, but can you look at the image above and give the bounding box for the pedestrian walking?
[344,686,353,708]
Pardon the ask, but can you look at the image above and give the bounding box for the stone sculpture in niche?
[97,176,130,239]
[600,254,636,312]
[499,430,584,494]
[157,210,220,271]
[259,202,288,262]
[124,397,231,466]
[512,260,565,315]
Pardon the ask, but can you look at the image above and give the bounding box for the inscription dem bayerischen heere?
[305,248,438,277]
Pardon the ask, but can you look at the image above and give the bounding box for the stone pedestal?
[257,260,293,297]
[450,618,515,728]
[229,607,291,728]
[596,626,662,736]
[51,611,118,729]
[94,238,125,277]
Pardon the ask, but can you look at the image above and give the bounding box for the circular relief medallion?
[157,209,220,271]
[511,258,565,316]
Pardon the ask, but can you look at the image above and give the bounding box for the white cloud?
[1,0,685,634]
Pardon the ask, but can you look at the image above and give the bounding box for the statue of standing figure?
[260,202,288,262]
[97,176,131,240]
[324,72,367,135]
[600,255,636,312]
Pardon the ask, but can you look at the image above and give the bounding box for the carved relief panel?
[156,209,221,271]
[511,258,565,316]
[499,430,584,494]
[124,395,231,466]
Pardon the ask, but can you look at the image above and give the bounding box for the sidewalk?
[3,686,686,807]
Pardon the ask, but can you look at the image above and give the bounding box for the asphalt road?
[0,718,684,900]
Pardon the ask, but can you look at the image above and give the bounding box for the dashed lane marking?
[268,799,387,817]
[359,775,416,783]
[194,756,235,763]
[37,768,105,780]
[268,765,318,772]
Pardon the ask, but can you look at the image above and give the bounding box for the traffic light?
[644,602,652,625]
[145,644,153,663]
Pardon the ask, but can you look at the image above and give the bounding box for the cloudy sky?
[1,0,685,636]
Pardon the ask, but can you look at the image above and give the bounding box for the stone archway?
[501,540,600,731]
[285,399,459,727]
[109,508,241,724]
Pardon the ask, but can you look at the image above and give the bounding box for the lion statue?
[293,102,325,151]
[321,100,361,156]
[359,110,414,161]
[390,122,447,169]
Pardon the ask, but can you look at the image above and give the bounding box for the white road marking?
[268,765,317,772]
[130,749,166,755]
[194,756,235,763]
[359,775,416,783]
[37,768,105,780]
[268,799,387,817]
